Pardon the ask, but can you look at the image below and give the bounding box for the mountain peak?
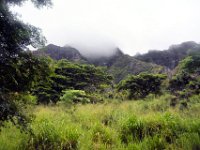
[33,44,84,61]
[114,48,124,56]
[33,43,164,83]
[135,41,200,69]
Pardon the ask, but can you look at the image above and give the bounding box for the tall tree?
[0,0,52,56]
[118,73,166,99]
[0,0,52,122]
[0,0,52,92]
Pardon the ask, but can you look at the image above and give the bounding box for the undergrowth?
[0,94,200,150]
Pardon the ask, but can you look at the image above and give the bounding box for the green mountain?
[135,41,200,69]
[33,44,86,62]
[33,44,164,82]
[107,53,164,82]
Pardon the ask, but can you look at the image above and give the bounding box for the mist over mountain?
[33,44,164,82]
[33,41,200,82]
[66,35,118,59]
[33,44,86,62]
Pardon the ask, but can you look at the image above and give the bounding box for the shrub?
[60,90,90,104]
[169,71,193,92]
[0,92,35,126]
[91,124,117,148]
[87,93,104,104]
[120,116,144,143]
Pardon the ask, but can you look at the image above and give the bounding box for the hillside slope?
[135,41,200,69]
[33,44,86,62]
[108,54,164,82]
[33,44,164,82]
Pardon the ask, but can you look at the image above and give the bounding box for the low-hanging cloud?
[11,0,200,56]
[65,31,118,58]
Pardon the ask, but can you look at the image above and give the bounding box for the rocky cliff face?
[33,44,86,61]
[33,44,164,82]
[135,41,200,69]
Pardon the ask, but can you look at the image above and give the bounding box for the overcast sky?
[12,0,200,56]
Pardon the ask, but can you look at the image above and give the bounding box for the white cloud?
[12,0,200,55]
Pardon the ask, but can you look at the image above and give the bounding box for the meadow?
[1,94,200,150]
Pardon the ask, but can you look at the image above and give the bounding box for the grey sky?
[12,0,200,56]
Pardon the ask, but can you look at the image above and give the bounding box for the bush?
[0,92,35,126]
[91,124,117,148]
[60,90,90,104]
[169,71,192,92]
[87,93,104,104]
[120,116,144,143]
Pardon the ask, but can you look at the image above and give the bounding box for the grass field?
[0,94,200,150]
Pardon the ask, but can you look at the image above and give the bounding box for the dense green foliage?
[169,71,192,92]
[0,0,51,56]
[118,73,166,99]
[0,52,50,93]
[0,52,53,121]
[33,59,112,104]
[33,44,164,83]
[60,90,90,104]
[1,94,200,149]
[1,40,200,150]
[169,54,200,99]
[0,0,52,123]
[54,60,112,91]
[179,54,200,74]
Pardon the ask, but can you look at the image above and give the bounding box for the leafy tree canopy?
[52,60,113,91]
[0,0,52,122]
[118,73,166,99]
[178,54,200,74]
[168,54,200,97]
[0,0,52,57]
[0,52,51,92]
[33,59,113,104]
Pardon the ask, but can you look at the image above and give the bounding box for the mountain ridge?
[135,41,200,69]
[33,41,200,82]
[33,44,164,82]
[33,44,86,62]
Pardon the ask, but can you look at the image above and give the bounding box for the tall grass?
[0,121,29,150]
[0,94,200,149]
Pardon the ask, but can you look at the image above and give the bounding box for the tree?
[32,59,113,104]
[0,0,52,56]
[0,0,52,122]
[168,71,192,92]
[53,59,112,92]
[31,57,60,104]
[0,0,52,91]
[168,54,200,98]
[179,54,200,74]
[118,73,166,99]
[0,52,56,122]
